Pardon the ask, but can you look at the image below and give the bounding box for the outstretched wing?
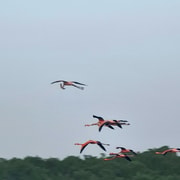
[130,150,137,155]
[125,155,132,161]
[72,81,87,86]
[97,142,106,151]
[80,143,89,153]
[107,125,115,130]
[51,80,66,84]
[116,147,126,150]
[93,115,104,120]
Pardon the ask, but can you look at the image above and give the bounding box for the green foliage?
[0,146,180,179]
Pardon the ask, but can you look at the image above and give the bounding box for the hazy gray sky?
[1,0,180,159]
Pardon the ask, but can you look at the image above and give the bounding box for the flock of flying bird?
[51,80,180,161]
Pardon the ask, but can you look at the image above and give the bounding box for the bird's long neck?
[104,157,116,161]
[85,123,98,126]
[74,143,82,145]
[155,152,163,154]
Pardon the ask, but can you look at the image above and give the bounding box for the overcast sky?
[0,0,180,159]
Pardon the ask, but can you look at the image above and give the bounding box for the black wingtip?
[126,156,132,161]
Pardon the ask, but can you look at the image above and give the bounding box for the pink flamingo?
[85,115,129,127]
[74,140,110,153]
[99,120,123,132]
[155,148,180,155]
[116,147,137,155]
[85,115,129,132]
[51,80,87,90]
[104,153,133,161]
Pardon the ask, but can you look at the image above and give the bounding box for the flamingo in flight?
[104,153,133,161]
[85,115,129,127]
[116,147,137,155]
[155,148,180,155]
[51,80,87,90]
[85,115,113,129]
[99,120,123,132]
[85,115,129,132]
[74,140,110,153]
